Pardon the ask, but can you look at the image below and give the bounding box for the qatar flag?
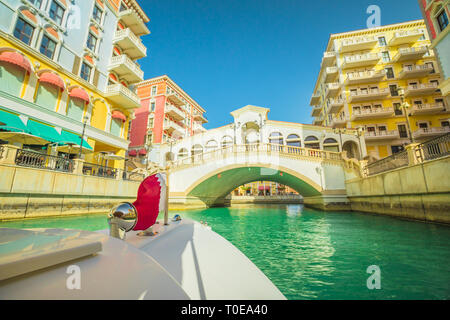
[132,173,167,231]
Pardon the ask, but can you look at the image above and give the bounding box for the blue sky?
[138,0,423,129]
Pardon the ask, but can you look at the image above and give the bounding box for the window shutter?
[93,69,100,87]
[72,56,81,75]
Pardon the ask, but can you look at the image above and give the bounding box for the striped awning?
[0,51,31,73]
[0,109,28,132]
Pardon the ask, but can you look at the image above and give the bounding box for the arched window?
[269,132,283,145]
[192,144,203,156]
[304,135,320,150]
[206,140,218,152]
[178,148,188,159]
[0,52,28,96]
[286,134,301,147]
[323,138,339,152]
[35,72,64,111]
[221,136,233,148]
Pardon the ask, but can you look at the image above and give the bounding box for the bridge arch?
[184,163,323,206]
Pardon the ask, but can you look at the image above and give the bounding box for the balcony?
[194,113,208,123]
[313,115,324,125]
[325,82,341,98]
[113,28,147,60]
[393,46,428,62]
[193,122,207,134]
[108,55,144,84]
[410,102,447,115]
[105,84,141,109]
[348,87,389,102]
[166,90,185,107]
[398,64,433,79]
[322,51,336,68]
[324,67,339,83]
[389,30,424,46]
[118,9,150,36]
[340,36,378,53]
[345,70,386,85]
[365,130,399,141]
[341,53,380,69]
[330,116,348,128]
[404,83,440,96]
[311,106,322,117]
[413,127,450,139]
[310,94,320,106]
[328,98,344,114]
[165,104,185,121]
[351,107,394,121]
[163,119,185,136]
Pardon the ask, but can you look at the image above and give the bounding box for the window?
[385,67,394,79]
[151,86,157,96]
[441,121,449,128]
[389,84,398,97]
[378,37,387,46]
[286,134,301,147]
[150,102,156,112]
[426,62,435,74]
[398,124,408,138]
[92,5,102,24]
[394,103,403,115]
[86,33,97,52]
[269,132,283,145]
[391,145,405,154]
[29,0,42,9]
[13,18,34,45]
[382,51,390,62]
[40,35,57,59]
[49,1,65,25]
[80,62,92,81]
[436,8,449,32]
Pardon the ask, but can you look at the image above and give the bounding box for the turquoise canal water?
[1,204,449,300]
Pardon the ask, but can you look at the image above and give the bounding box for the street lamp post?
[333,128,345,152]
[78,115,89,159]
[398,88,415,144]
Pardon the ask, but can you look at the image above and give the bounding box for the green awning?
[0,109,28,132]
[59,130,93,150]
[26,120,62,143]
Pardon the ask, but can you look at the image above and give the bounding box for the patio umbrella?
[103,153,126,161]
[56,144,93,154]
[0,131,49,145]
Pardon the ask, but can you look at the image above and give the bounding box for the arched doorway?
[242,122,260,144]
[342,140,360,159]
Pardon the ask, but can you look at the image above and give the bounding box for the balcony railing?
[415,132,450,162]
[351,107,394,121]
[82,162,117,179]
[322,51,336,67]
[349,87,389,102]
[325,82,341,98]
[390,29,424,46]
[105,84,141,109]
[324,67,339,83]
[398,64,433,79]
[394,46,428,62]
[365,130,399,140]
[410,103,446,115]
[164,119,185,135]
[342,53,380,69]
[118,9,150,36]
[340,36,377,53]
[404,82,439,96]
[15,149,74,173]
[413,126,450,138]
[345,70,385,85]
[328,98,344,114]
[109,55,144,83]
[165,103,185,121]
[113,28,147,60]
[311,106,322,117]
[330,116,348,128]
[364,149,409,176]
[310,94,320,106]
[313,115,324,125]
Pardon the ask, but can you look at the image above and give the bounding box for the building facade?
[418,0,450,105]
[309,19,449,160]
[129,75,207,164]
[0,0,149,169]
[234,181,299,196]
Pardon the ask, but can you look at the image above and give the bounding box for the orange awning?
[112,110,126,122]
[39,72,65,90]
[0,51,31,73]
[69,87,90,103]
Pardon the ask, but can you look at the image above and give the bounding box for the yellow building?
[310,19,449,160]
[0,0,149,172]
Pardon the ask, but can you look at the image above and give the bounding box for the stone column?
[116,168,123,181]
[0,145,20,165]
[405,143,421,166]
[73,159,85,175]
